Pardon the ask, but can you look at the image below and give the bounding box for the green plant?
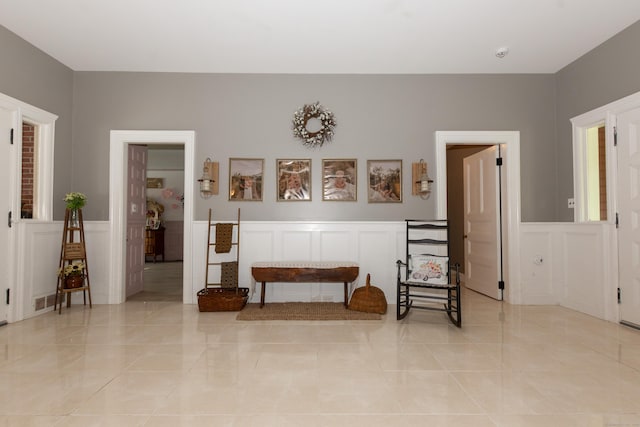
[64,192,87,210]
[58,261,85,278]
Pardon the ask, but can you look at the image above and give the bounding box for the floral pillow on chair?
[407,254,449,285]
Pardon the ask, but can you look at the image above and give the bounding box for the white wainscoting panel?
[519,227,555,304]
[15,219,618,324]
[16,222,59,320]
[519,222,617,322]
[190,221,405,305]
[16,221,110,320]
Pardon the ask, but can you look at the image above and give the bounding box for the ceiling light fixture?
[495,47,509,59]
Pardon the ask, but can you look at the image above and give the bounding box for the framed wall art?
[277,159,311,201]
[367,159,402,203]
[322,159,357,201]
[146,177,164,189]
[229,158,264,201]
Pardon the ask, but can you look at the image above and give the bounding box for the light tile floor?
[1,268,640,426]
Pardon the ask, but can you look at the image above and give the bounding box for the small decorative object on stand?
[292,102,336,148]
[65,275,84,289]
[63,192,87,228]
[69,209,80,228]
[59,262,85,289]
[146,199,164,230]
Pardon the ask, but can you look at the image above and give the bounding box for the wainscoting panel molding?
[519,222,617,322]
[13,220,618,324]
[17,221,110,319]
[189,221,406,305]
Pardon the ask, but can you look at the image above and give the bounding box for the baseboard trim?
[621,320,640,331]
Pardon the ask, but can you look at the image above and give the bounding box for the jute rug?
[236,302,382,321]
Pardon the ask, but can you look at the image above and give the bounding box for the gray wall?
[72,72,556,221]
[0,25,74,219]
[5,18,639,223]
[555,20,640,222]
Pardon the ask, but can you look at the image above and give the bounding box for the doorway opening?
[435,131,522,304]
[448,144,504,300]
[126,262,184,302]
[446,144,492,277]
[0,92,57,324]
[128,144,185,302]
[109,130,195,305]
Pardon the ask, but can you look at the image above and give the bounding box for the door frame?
[0,105,15,326]
[570,90,640,324]
[0,92,57,323]
[435,131,522,304]
[109,130,195,304]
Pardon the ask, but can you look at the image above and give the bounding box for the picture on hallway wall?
[146,177,164,189]
[367,159,402,203]
[322,159,357,201]
[229,158,264,201]
[277,159,311,201]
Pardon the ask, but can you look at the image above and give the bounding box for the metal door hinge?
[618,287,621,304]
[7,211,11,228]
[5,288,9,305]
[498,280,505,290]
[496,157,503,166]
[10,128,13,145]
[614,126,618,146]
[616,212,619,229]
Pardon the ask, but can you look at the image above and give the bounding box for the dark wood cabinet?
[145,227,164,262]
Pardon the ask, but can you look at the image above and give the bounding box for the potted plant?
[63,192,87,227]
[59,261,85,289]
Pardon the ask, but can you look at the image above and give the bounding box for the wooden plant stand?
[54,208,92,313]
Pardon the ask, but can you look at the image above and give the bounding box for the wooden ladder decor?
[54,208,92,313]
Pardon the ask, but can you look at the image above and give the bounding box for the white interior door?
[0,107,13,324]
[617,107,640,328]
[126,145,147,297]
[463,146,503,300]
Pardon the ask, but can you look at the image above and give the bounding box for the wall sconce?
[412,159,433,200]
[198,157,219,199]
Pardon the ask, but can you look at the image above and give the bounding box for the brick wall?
[598,126,607,221]
[21,122,34,218]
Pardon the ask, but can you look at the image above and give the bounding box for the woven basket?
[348,274,387,314]
[197,287,249,312]
[64,274,84,289]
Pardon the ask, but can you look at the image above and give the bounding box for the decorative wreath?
[292,102,337,148]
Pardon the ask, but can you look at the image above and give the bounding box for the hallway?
[128,261,183,302]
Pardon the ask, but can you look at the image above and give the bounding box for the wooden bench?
[251,262,359,308]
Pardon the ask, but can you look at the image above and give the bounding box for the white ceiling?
[1,0,640,74]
